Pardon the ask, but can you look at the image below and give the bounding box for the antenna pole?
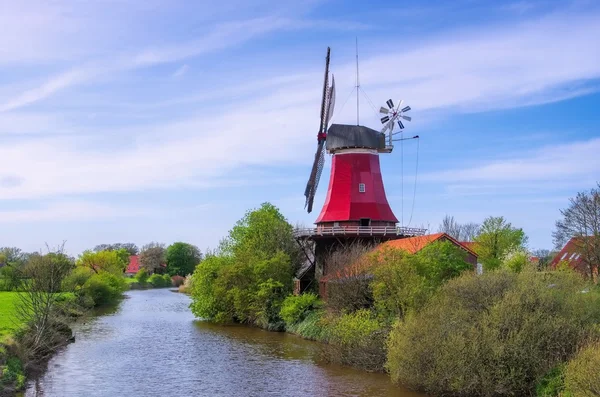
[356,37,359,126]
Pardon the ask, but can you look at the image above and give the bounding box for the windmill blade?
[397,120,405,129]
[401,106,411,112]
[381,116,390,124]
[326,74,336,125]
[402,115,412,121]
[386,99,394,109]
[395,99,404,111]
[379,107,389,114]
[304,141,326,213]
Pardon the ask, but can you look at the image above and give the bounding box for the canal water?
[25,289,425,397]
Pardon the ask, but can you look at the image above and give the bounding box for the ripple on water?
[25,289,426,397]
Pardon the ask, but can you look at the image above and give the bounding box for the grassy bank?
[0,293,23,342]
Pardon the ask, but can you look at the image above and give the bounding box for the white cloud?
[172,64,190,78]
[0,6,599,202]
[422,137,600,192]
[0,200,148,223]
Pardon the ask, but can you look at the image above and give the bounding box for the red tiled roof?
[126,255,140,274]
[320,233,478,282]
[549,237,589,271]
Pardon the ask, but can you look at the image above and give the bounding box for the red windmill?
[295,47,426,294]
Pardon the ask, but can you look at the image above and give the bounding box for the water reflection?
[26,289,425,397]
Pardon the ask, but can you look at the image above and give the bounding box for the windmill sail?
[304,47,332,213]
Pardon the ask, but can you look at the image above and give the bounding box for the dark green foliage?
[165,242,202,276]
[386,270,600,396]
[162,274,172,286]
[1,356,25,390]
[82,273,126,306]
[148,273,170,288]
[536,365,566,397]
[190,203,298,329]
[280,293,321,326]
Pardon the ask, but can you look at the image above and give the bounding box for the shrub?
[135,268,149,284]
[148,273,168,287]
[563,343,600,396]
[82,273,126,306]
[536,365,566,397]
[1,356,25,389]
[62,266,94,292]
[386,270,600,396]
[171,275,185,287]
[280,293,321,326]
[162,274,172,286]
[322,309,387,371]
[287,310,326,340]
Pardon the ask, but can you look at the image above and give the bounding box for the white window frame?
[358,183,366,193]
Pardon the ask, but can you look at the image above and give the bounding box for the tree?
[93,243,138,256]
[474,216,527,270]
[76,250,128,275]
[139,242,166,274]
[165,242,202,276]
[437,215,480,242]
[190,203,297,328]
[16,247,74,360]
[553,183,600,280]
[222,202,301,272]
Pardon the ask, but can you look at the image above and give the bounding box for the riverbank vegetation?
[189,183,600,396]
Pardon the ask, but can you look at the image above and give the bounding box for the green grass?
[123,277,138,285]
[0,292,24,341]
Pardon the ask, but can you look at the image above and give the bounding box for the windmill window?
[359,183,366,193]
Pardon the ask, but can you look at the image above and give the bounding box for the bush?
[162,274,172,286]
[321,309,387,371]
[386,270,600,396]
[287,310,326,340]
[563,343,600,396]
[280,293,321,326]
[536,365,566,397]
[135,268,149,284]
[82,273,126,306]
[1,356,25,390]
[148,273,169,288]
[171,275,185,287]
[62,266,94,292]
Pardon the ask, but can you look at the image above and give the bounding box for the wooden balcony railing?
[293,226,427,238]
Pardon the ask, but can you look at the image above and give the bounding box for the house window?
[561,252,568,260]
[359,183,366,193]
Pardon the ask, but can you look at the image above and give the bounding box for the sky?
[0,0,599,255]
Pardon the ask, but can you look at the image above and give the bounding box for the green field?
[124,277,138,284]
[0,292,24,341]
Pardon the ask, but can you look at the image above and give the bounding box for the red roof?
[549,237,590,272]
[320,233,477,282]
[126,255,140,274]
[380,232,478,257]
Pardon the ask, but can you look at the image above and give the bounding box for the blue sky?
[0,0,599,255]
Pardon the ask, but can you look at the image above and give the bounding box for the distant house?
[125,255,140,276]
[549,237,599,278]
[318,232,478,298]
[125,255,167,276]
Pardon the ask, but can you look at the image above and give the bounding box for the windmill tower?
[294,47,426,294]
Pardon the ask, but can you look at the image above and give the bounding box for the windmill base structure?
[295,124,426,295]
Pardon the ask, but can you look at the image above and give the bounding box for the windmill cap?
[326,124,385,152]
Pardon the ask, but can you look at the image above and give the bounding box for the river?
[25,289,425,397]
